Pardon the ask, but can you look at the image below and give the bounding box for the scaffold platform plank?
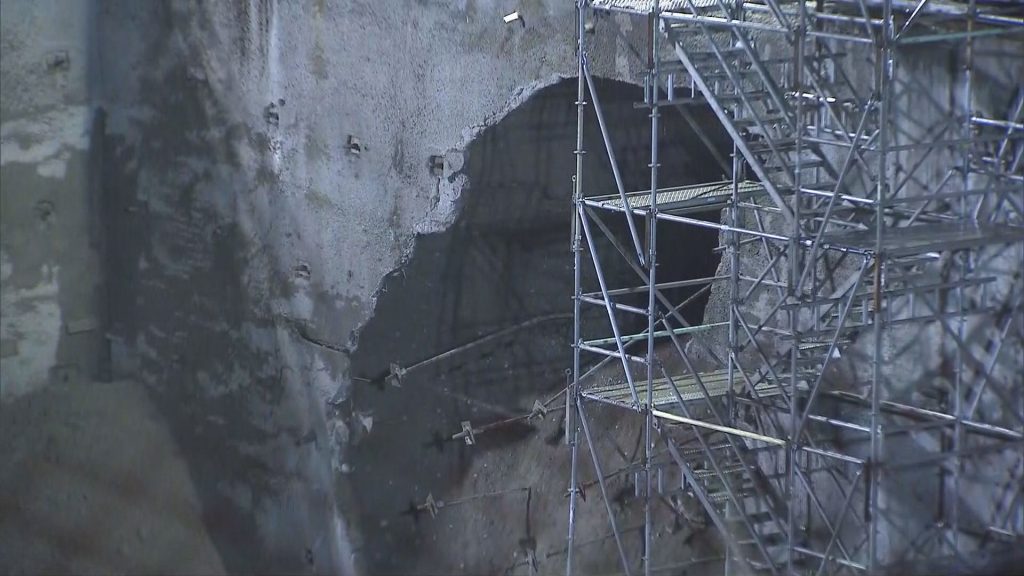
[590,0,722,14]
[590,180,766,214]
[593,0,1024,23]
[582,369,792,408]
[825,222,1024,257]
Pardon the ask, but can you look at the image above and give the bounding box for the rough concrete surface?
[0,378,224,575]
[1,0,106,401]
[1,1,656,573]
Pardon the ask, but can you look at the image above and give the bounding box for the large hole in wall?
[347,77,730,573]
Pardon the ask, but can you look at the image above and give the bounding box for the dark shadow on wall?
[347,77,730,574]
[96,2,338,574]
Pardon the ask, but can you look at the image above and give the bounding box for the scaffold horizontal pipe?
[885,440,1024,471]
[583,275,728,298]
[579,342,647,365]
[656,211,792,242]
[584,322,729,347]
[806,413,872,434]
[885,185,1023,205]
[737,275,787,289]
[791,305,1004,340]
[799,445,866,466]
[971,116,1024,131]
[579,295,649,316]
[796,187,877,205]
[792,545,867,571]
[825,391,1024,442]
[887,130,1023,152]
[807,29,877,44]
[898,26,1024,45]
[660,13,788,34]
[650,409,787,446]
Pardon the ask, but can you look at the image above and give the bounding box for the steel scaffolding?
[566,1,1024,574]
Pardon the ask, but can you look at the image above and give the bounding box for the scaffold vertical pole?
[566,2,587,574]
[644,3,661,575]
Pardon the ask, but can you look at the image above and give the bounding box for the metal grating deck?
[591,180,766,214]
[590,0,723,14]
[824,222,1024,257]
[582,369,792,408]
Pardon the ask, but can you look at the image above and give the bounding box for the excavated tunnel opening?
[347,77,731,573]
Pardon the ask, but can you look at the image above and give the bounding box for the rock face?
[345,76,729,574]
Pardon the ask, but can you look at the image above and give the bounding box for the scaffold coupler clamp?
[455,420,476,446]
[424,493,441,518]
[566,482,586,502]
[529,399,548,421]
[518,536,539,574]
[386,362,406,387]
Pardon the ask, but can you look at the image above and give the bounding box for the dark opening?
[347,77,729,573]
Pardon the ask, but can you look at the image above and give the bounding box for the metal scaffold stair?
[663,27,846,224]
[663,424,794,574]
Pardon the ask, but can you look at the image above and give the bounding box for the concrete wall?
[1,0,106,401]
[4,1,643,574]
